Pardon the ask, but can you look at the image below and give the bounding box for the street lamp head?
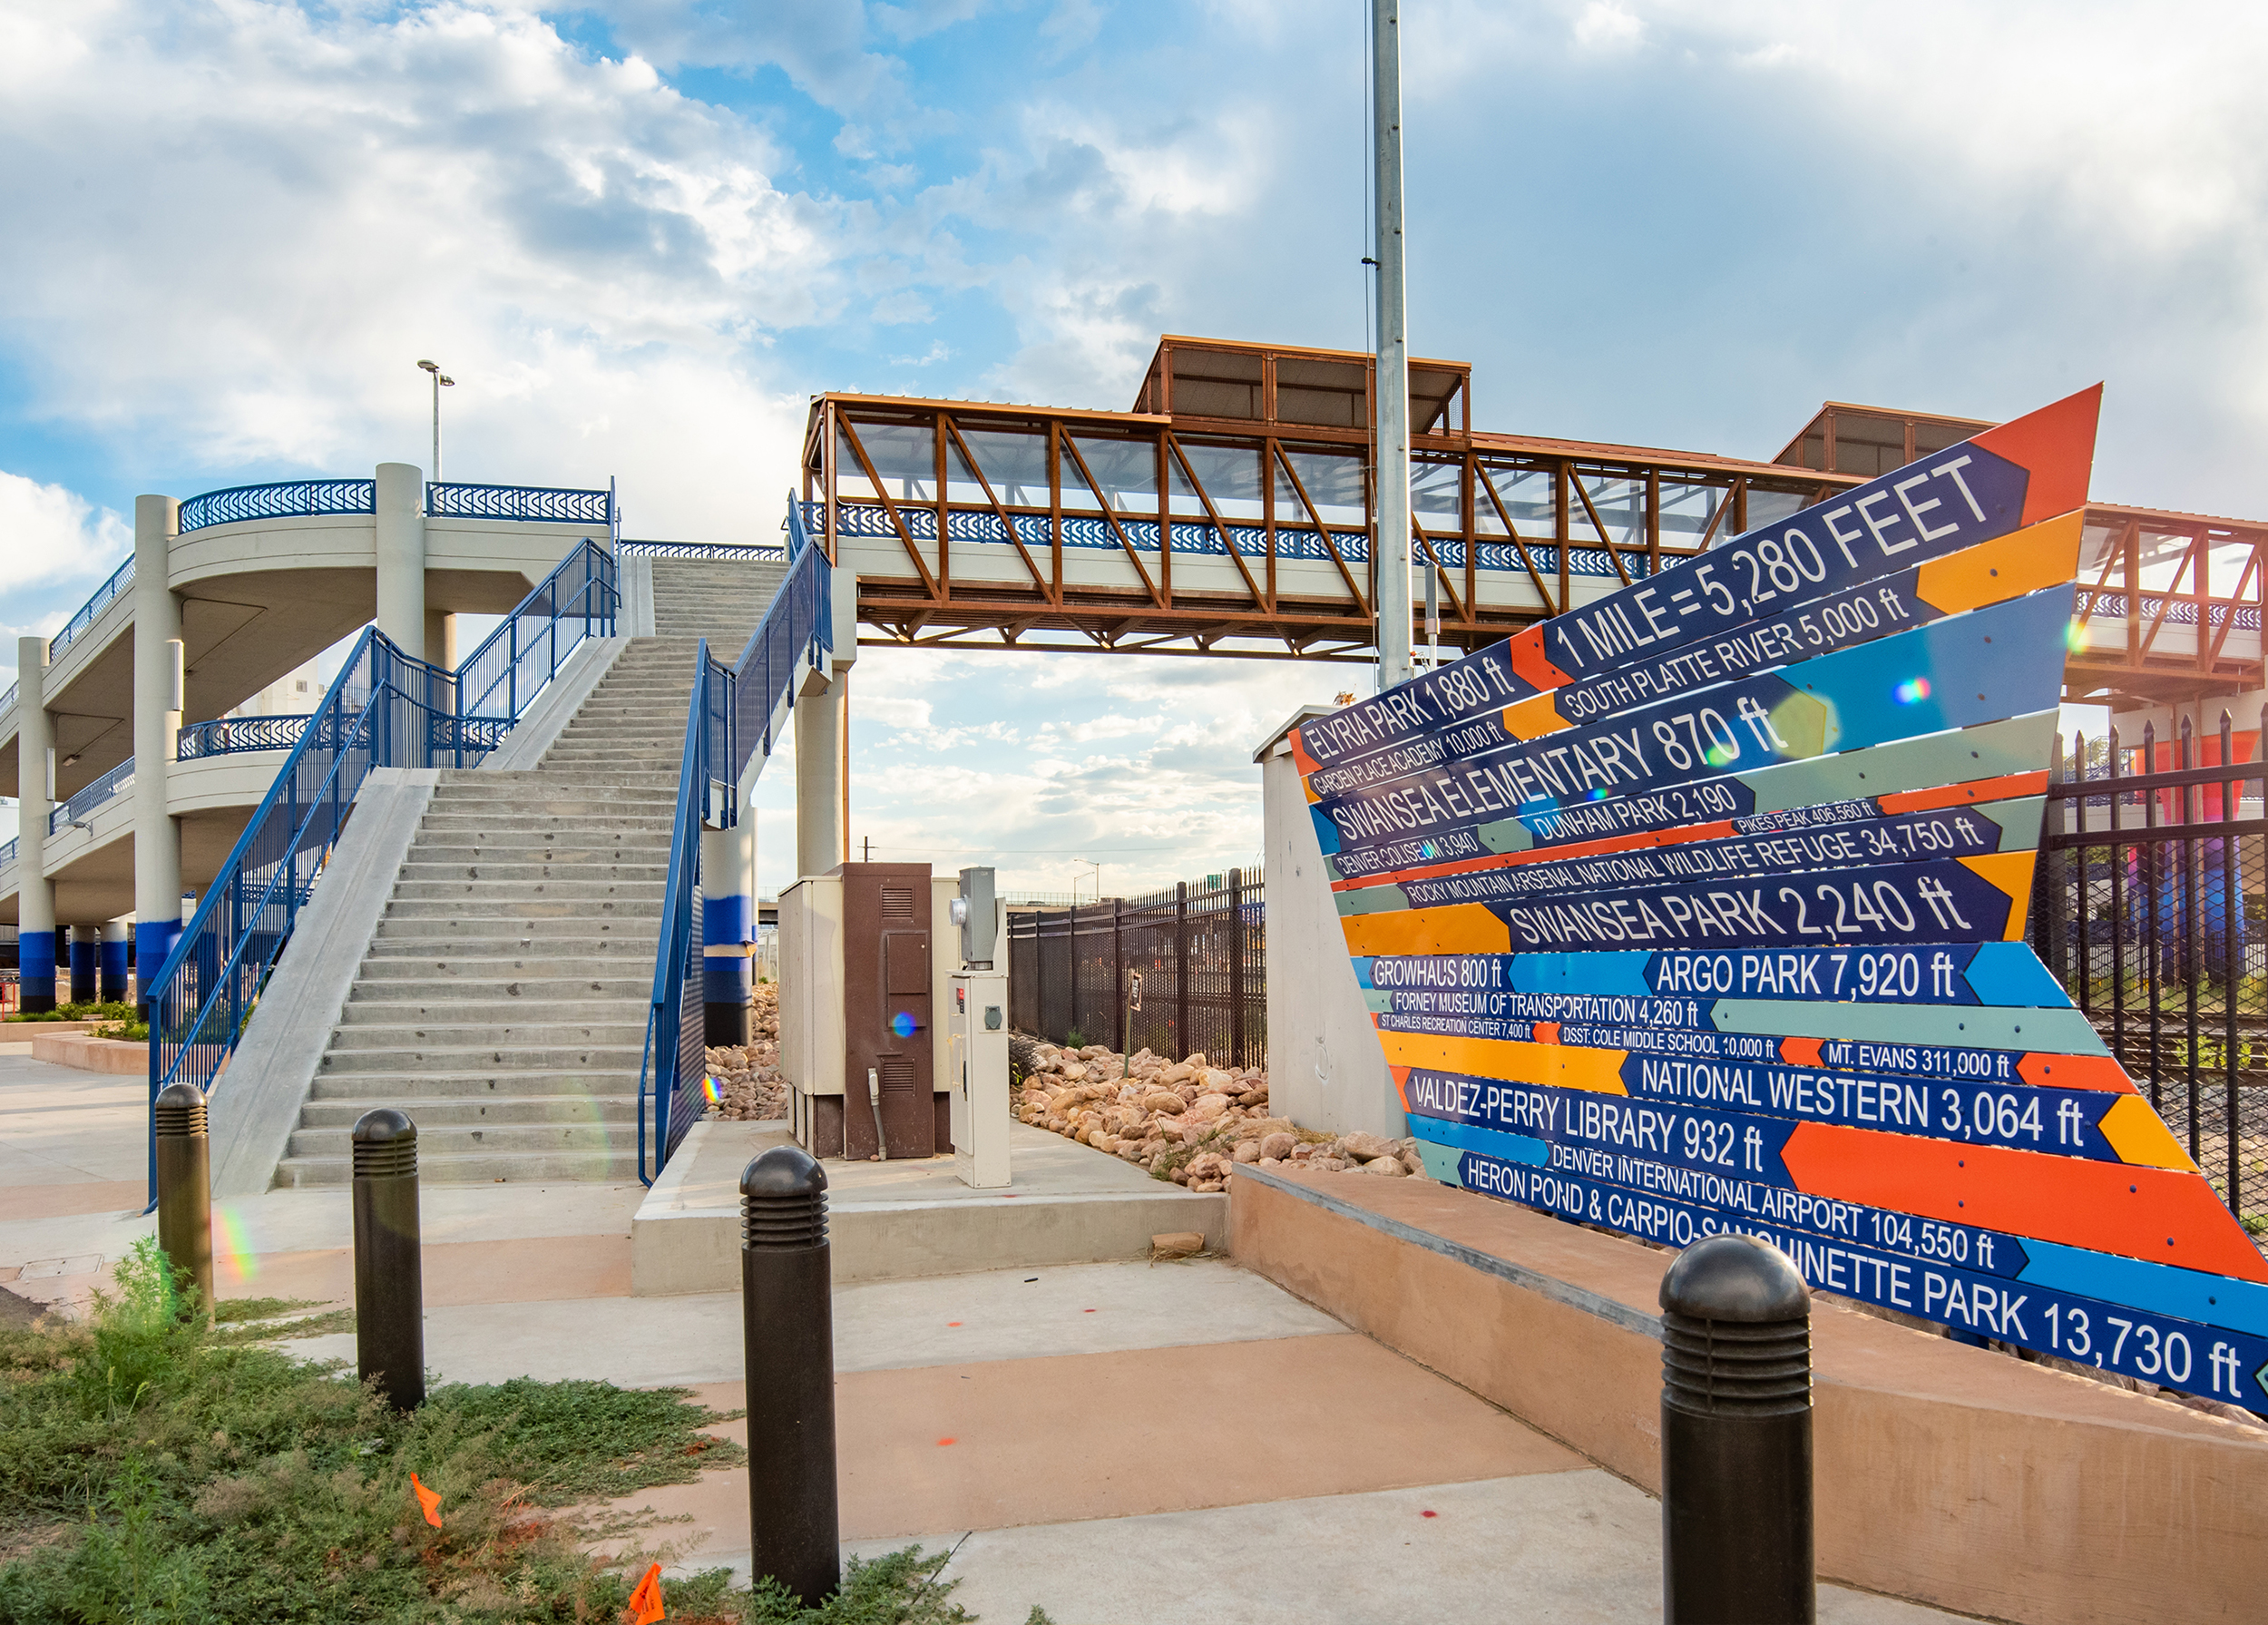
[417,358,439,373]
[438,376,455,387]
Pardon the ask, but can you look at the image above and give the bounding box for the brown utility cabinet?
[777,863,956,1159]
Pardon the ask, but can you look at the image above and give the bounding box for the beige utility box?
[777,867,961,1159]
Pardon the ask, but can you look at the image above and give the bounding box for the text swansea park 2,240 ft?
[1297,386,2268,1411]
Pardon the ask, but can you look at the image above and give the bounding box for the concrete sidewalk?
[0,1049,1969,1622]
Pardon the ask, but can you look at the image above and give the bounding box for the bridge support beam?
[376,463,426,661]
[703,817,756,1046]
[15,636,54,1012]
[134,495,183,1006]
[102,917,131,1003]
[794,669,844,879]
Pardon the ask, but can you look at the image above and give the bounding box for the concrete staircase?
[269,558,786,1186]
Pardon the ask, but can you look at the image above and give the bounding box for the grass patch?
[0,1244,1053,1621]
[3,1002,137,1024]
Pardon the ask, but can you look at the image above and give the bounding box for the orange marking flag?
[410,1473,442,1528]
[627,1562,667,1623]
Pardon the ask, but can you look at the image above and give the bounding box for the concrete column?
[424,607,456,672]
[68,923,98,1004]
[375,463,426,661]
[15,636,54,1011]
[101,917,130,1003]
[794,670,844,877]
[133,495,183,1005]
[702,816,756,1045]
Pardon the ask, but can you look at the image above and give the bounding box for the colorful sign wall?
[1295,387,2268,1411]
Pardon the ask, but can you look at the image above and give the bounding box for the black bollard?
[741,1145,839,1604]
[1660,1232,1814,1625]
[152,1082,214,1315]
[351,1108,425,1410]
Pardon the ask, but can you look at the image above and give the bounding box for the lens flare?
[892,1010,918,1038]
[702,1073,721,1105]
[2064,617,2087,652]
[213,1206,258,1286]
[1893,676,1932,705]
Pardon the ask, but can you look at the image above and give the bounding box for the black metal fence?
[2029,713,2268,1243]
[1007,871,1265,1068]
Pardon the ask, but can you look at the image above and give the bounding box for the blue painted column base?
[101,937,130,1003]
[69,935,99,1005]
[704,954,752,1047]
[134,921,181,1020]
[18,930,57,1013]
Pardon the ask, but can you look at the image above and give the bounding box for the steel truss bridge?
[801,336,2268,707]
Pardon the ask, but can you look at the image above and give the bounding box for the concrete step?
[377,898,661,922]
[273,1147,645,1187]
[414,817,675,837]
[318,1043,646,1073]
[407,842,670,866]
[298,1093,640,1128]
[357,951,650,977]
[327,1013,649,1043]
[369,917,660,944]
[309,1068,641,1099]
[391,879,665,903]
[285,1119,637,1160]
[347,974,652,1003]
[396,860,669,882]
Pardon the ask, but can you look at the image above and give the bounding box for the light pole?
[415,359,455,483]
[1076,858,1101,905]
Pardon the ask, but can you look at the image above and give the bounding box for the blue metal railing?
[50,758,134,835]
[639,639,733,1183]
[728,498,834,776]
[0,837,15,873]
[455,539,618,725]
[1,680,15,716]
[428,482,611,524]
[143,534,621,1204]
[177,714,311,759]
[178,479,376,534]
[617,539,787,563]
[48,556,136,662]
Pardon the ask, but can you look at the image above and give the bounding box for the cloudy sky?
[3,0,2263,897]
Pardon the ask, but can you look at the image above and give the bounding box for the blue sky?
[4,1,2263,896]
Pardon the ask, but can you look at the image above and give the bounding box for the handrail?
[144,533,621,1205]
[639,639,734,1183]
[48,556,135,661]
[616,539,787,562]
[727,498,834,780]
[0,837,15,872]
[177,479,376,534]
[177,714,312,759]
[51,758,135,835]
[455,538,618,724]
[427,481,611,524]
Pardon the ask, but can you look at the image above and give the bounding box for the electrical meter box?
[777,863,958,1160]
[948,969,1011,1188]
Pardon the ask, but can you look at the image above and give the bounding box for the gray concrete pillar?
[424,607,456,672]
[794,670,845,877]
[14,636,54,1010]
[375,463,426,661]
[133,495,183,994]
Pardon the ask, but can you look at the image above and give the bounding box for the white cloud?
[0,470,131,599]
[0,2,851,536]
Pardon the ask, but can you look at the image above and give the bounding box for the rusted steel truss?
[804,340,2268,705]
[804,338,1828,664]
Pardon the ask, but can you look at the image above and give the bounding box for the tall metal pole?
[1371,0,1413,692]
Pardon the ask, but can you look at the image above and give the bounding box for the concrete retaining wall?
[1231,1163,2268,1625]
[29,1033,144,1074]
